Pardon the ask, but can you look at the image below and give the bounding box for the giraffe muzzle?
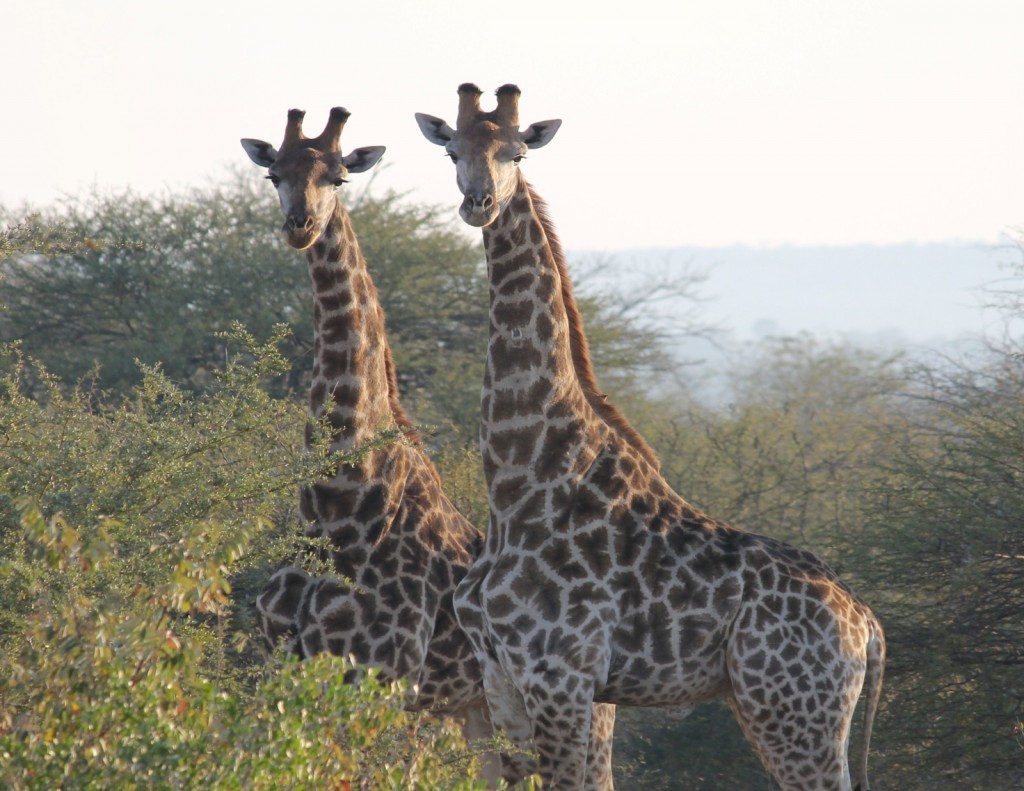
[285,213,316,234]
[282,214,319,249]
[460,192,498,227]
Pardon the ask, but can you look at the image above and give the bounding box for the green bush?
[0,501,486,790]
[0,335,487,790]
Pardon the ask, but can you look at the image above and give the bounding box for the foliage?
[0,182,713,448]
[0,181,303,393]
[854,334,1024,790]
[0,337,488,789]
[0,176,489,408]
[0,327,306,652]
[657,338,909,558]
[0,501,486,791]
[612,704,766,790]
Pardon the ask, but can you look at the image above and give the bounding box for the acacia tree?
[0,176,488,405]
[857,332,1024,789]
[1,179,712,449]
[638,337,909,558]
[0,180,302,392]
[0,195,497,790]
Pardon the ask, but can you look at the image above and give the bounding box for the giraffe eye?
[333,177,348,187]
[266,174,280,187]
[513,155,525,164]
[447,152,459,164]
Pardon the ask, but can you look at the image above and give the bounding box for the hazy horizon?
[571,239,1019,351]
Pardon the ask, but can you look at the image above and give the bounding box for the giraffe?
[241,106,615,788]
[416,84,886,791]
[241,104,493,767]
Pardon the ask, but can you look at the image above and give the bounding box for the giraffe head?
[242,108,385,250]
[416,84,561,227]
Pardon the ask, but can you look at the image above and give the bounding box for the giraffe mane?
[379,322,455,493]
[380,331,422,446]
[525,181,662,472]
[330,198,423,449]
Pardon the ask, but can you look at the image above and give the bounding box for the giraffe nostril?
[464,192,494,212]
[286,214,313,232]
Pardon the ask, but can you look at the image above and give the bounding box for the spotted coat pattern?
[418,84,885,791]
[243,107,616,788]
[242,108,487,744]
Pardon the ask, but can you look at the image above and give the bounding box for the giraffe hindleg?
[727,666,859,791]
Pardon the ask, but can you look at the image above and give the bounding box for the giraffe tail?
[854,613,886,791]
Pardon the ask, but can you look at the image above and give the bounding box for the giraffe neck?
[479,177,609,500]
[306,198,406,450]
[479,176,661,514]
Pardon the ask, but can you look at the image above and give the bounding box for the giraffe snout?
[281,213,320,250]
[460,192,497,227]
[285,213,316,234]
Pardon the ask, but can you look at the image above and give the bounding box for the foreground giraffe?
[241,107,614,787]
[417,84,885,791]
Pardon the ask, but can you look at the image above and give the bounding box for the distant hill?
[569,242,1021,351]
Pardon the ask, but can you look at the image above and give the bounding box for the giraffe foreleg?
[519,674,596,791]
[481,660,539,785]
[454,697,504,789]
[481,663,615,789]
[585,702,616,790]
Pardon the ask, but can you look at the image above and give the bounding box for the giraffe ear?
[415,113,455,146]
[342,146,386,174]
[241,138,278,168]
[522,119,562,149]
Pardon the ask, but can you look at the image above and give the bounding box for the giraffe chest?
[475,487,749,704]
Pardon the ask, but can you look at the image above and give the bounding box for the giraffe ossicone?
[417,83,885,791]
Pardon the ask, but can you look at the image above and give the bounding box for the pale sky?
[3,0,1022,251]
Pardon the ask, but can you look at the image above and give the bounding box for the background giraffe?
[241,106,615,788]
[242,105,496,768]
[417,84,885,791]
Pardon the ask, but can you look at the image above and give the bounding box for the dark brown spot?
[489,233,512,259]
[576,528,611,577]
[493,298,535,327]
[321,313,352,345]
[535,311,555,343]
